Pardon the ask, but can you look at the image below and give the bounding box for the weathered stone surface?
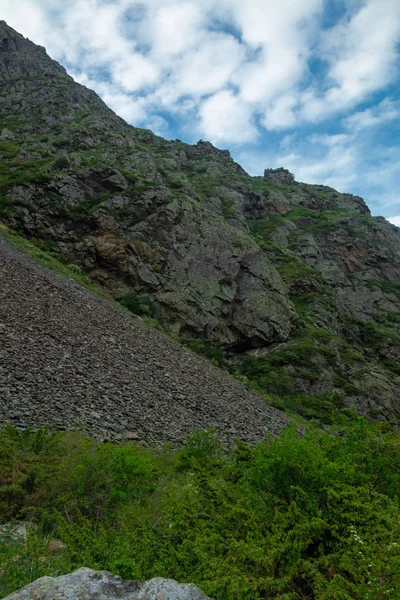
[264,167,295,185]
[3,568,211,600]
[0,521,38,543]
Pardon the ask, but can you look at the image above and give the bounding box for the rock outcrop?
[0,20,399,421]
[264,167,295,185]
[3,568,211,600]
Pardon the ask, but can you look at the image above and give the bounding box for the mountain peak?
[0,20,67,83]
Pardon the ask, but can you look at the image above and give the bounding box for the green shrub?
[51,156,69,170]
[183,339,225,367]
[52,138,71,148]
[0,484,26,520]
[117,292,154,316]
[142,317,165,332]
[0,141,20,158]
[0,196,13,217]
[380,279,400,297]
[169,178,184,189]
[1,417,400,599]
[119,169,138,183]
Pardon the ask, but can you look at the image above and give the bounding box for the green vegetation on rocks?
[0,142,20,159]
[0,222,102,294]
[1,417,399,599]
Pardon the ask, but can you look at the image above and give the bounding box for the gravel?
[0,235,287,445]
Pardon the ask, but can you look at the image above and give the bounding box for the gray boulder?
[3,568,212,600]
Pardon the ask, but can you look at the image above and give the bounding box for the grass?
[380,279,400,298]
[0,222,104,295]
[0,141,20,158]
[0,157,53,190]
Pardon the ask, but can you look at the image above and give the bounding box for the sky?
[2,0,400,221]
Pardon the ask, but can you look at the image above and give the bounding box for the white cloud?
[3,0,400,132]
[231,0,323,110]
[144,115,170,137]
[73,71,147,122]
[144,1,205,57]
[112,54,159,92]
[171,33,245,97]
[388,216,400,227]
[1,0,50,46]
[324,0,400,95]
[343,98,400,131]
[63,1,134,65]
[198,90,258,144]
[300,0,400,122]
[281,135,361,191]
[262,94,298,130]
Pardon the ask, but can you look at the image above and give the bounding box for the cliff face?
[1,21,400,422]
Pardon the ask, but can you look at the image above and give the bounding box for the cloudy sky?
[2,0,400,220]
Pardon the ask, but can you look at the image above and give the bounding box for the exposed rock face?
[0,235,287,444]
[3,568,211,600]
[0,20,400,421]
[264,167,295,185]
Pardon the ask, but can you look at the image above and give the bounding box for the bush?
[52,138,70,148]
[0,141,20,158]
[183,339,225,367]
[51,156,69,170]
[179,428,223,471]
[1,416,400,598]
[0,196,13,218]
[117,292,154,316]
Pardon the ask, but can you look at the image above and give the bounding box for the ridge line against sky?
[2,0,400,220]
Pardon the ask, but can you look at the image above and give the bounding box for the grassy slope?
[0,222,103,294]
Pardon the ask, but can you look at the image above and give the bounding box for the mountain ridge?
[1,20,399,424]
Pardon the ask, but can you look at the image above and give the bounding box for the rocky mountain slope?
[0,234,286,443]
[1,20,399,423]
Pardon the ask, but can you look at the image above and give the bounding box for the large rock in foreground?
[4,568,211,600]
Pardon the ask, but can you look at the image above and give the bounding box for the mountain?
[1,20,400,424]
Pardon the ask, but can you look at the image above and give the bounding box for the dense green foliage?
[117,291,155,317]
[1,416,400,599]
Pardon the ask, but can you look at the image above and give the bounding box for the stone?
[0,521,38,543]
[102,172,129,192]
[3,568,212,600]
[264,167,295,185]
[0,235,288,444]
[47,537,66,554]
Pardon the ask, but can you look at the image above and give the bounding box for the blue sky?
[2,0,400,221]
